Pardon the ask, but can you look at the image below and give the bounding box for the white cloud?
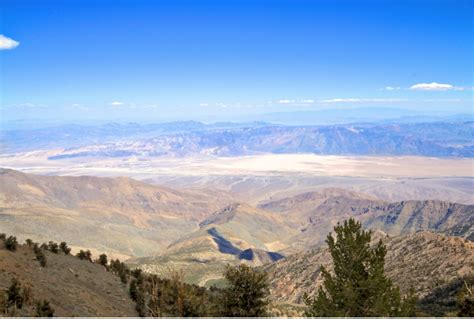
[300,99,315,103]
[3,102,48,109]
[321,98,361,103]
[383,86,401,91]
[199,103,209,107]
[19,102,36,107]
[277,99,295,104]
[409,82,454,91]
[0,35,20,50]
[110,101,124,106]
[321,98,404,103]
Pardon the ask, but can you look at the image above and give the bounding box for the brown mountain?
[258,189,473,252]
[130,203,294,286]
[0,241,136,316]
[2,169,473,293]
[258,188,379,223]
[264,231,474,305]
[0,168,233,257]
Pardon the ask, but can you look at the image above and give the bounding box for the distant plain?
[1,151,473,204]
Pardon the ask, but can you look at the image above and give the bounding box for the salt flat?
[1,151,472,179]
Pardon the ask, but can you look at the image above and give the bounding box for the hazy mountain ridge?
[3,121,473,157]
[0,121,271,152]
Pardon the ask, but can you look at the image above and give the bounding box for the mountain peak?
[199,202,259,227]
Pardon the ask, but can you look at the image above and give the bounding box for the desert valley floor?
[1,152,473,205]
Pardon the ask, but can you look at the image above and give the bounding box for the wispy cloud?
[199,103,209,107]
[383,86,401,91]
[409,82,454,91]
[276,99,295,104]
[19,102,37,107]
[321,98,405,103]
[0,35,20,50]
[275,99,314,105]
[109,101,124,106]
[1,102,48,109]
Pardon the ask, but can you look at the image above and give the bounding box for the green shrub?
[35,300,55,317]
[59,241,71,255]
[47,241,59,253]
[76,250,92,262]
[5,236,18,252]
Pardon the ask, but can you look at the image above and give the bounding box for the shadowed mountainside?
[130,194,473,287]
[129,203,295,286]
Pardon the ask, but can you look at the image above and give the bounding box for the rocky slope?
[2,169,473,291]
[0,241,136,316]
[129,203,294,286]
[264,232,474,305]
[0,168,233,257]
[259,190,473,252]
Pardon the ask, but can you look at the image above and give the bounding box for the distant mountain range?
[1,120,473,157]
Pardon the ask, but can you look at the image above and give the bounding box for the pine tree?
[221,264,270,316]
[305,218,416,316]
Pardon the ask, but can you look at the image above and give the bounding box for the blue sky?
[0,0,473,124]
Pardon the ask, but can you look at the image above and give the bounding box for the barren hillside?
[264,232,474,305]
[0,241,136,316]
[0,168,233,257]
